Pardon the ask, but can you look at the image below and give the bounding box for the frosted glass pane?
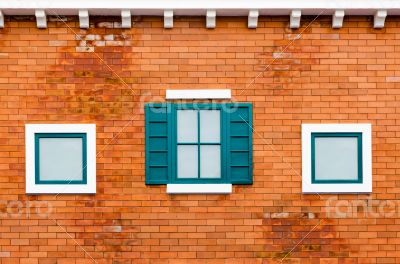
[314,137,359,181]
[177,145,198,178]
[200,110,220,143]
[200,145,221,178]
[177,110,198,143]
[39,138,83,181]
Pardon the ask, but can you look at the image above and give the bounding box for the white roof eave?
[1,0,400,16]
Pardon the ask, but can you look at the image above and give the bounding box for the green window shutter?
[227,103,253,184]
[145,103,170,184]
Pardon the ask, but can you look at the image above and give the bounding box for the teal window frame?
[171,104,228,184]
[34,133,88,185]
[311,132,363,184]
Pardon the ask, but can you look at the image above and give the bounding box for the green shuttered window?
[145,103,252,185]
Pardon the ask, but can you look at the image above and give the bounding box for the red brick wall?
[0,15,400,263]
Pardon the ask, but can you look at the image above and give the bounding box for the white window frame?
[25,124,96,194]
[302,123,372,193]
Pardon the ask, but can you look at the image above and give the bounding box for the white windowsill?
[167,184,232,194]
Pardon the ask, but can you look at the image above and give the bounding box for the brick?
[0,14,399,263]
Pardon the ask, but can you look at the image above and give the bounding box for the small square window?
[26,124,96,194]
[302,124,371,193]
[312,133,362,184]
[35,133,87,184]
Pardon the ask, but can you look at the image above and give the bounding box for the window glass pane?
[200,145,221,178]
[314,137,359,181]
[39,138,83,181]
[177,110,198,143]
[200,110,220,143]
[177,145,198,178]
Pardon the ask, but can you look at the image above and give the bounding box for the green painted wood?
[145,103,170,184]
[228,103,253,184]
[145,102,253,185]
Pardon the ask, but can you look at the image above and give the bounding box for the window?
[175,106,224,182]
[302,124,372,193]
[25,124,96,194]
[312,133,362,184]
[35,133,87,184]
[145,103,252,194]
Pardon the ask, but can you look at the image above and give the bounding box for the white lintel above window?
[166,89,231,100]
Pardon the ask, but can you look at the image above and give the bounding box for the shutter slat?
[228,103,253,184]
[145,103,170,184]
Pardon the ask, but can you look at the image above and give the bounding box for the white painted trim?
[248,10,259,29]
[121,9,131,28]
[79,9,89,28]
[25,124,96,194]
[164,10,173,28]
[206,10,216,29]
[0,10,4,28]
[374,10,387,28]
[290,10,301,29]
[35,9,47,29]
[166,89,231,100]
[2,0,400,30]
[332,10,344,28]
[2,0,400,16]
[167,184,232,194]
[301,124,372,194]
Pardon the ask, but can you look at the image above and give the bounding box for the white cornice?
[1,0,399,29]
[1,0,400,16]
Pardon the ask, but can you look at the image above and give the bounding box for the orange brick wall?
[0,15,400,263]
